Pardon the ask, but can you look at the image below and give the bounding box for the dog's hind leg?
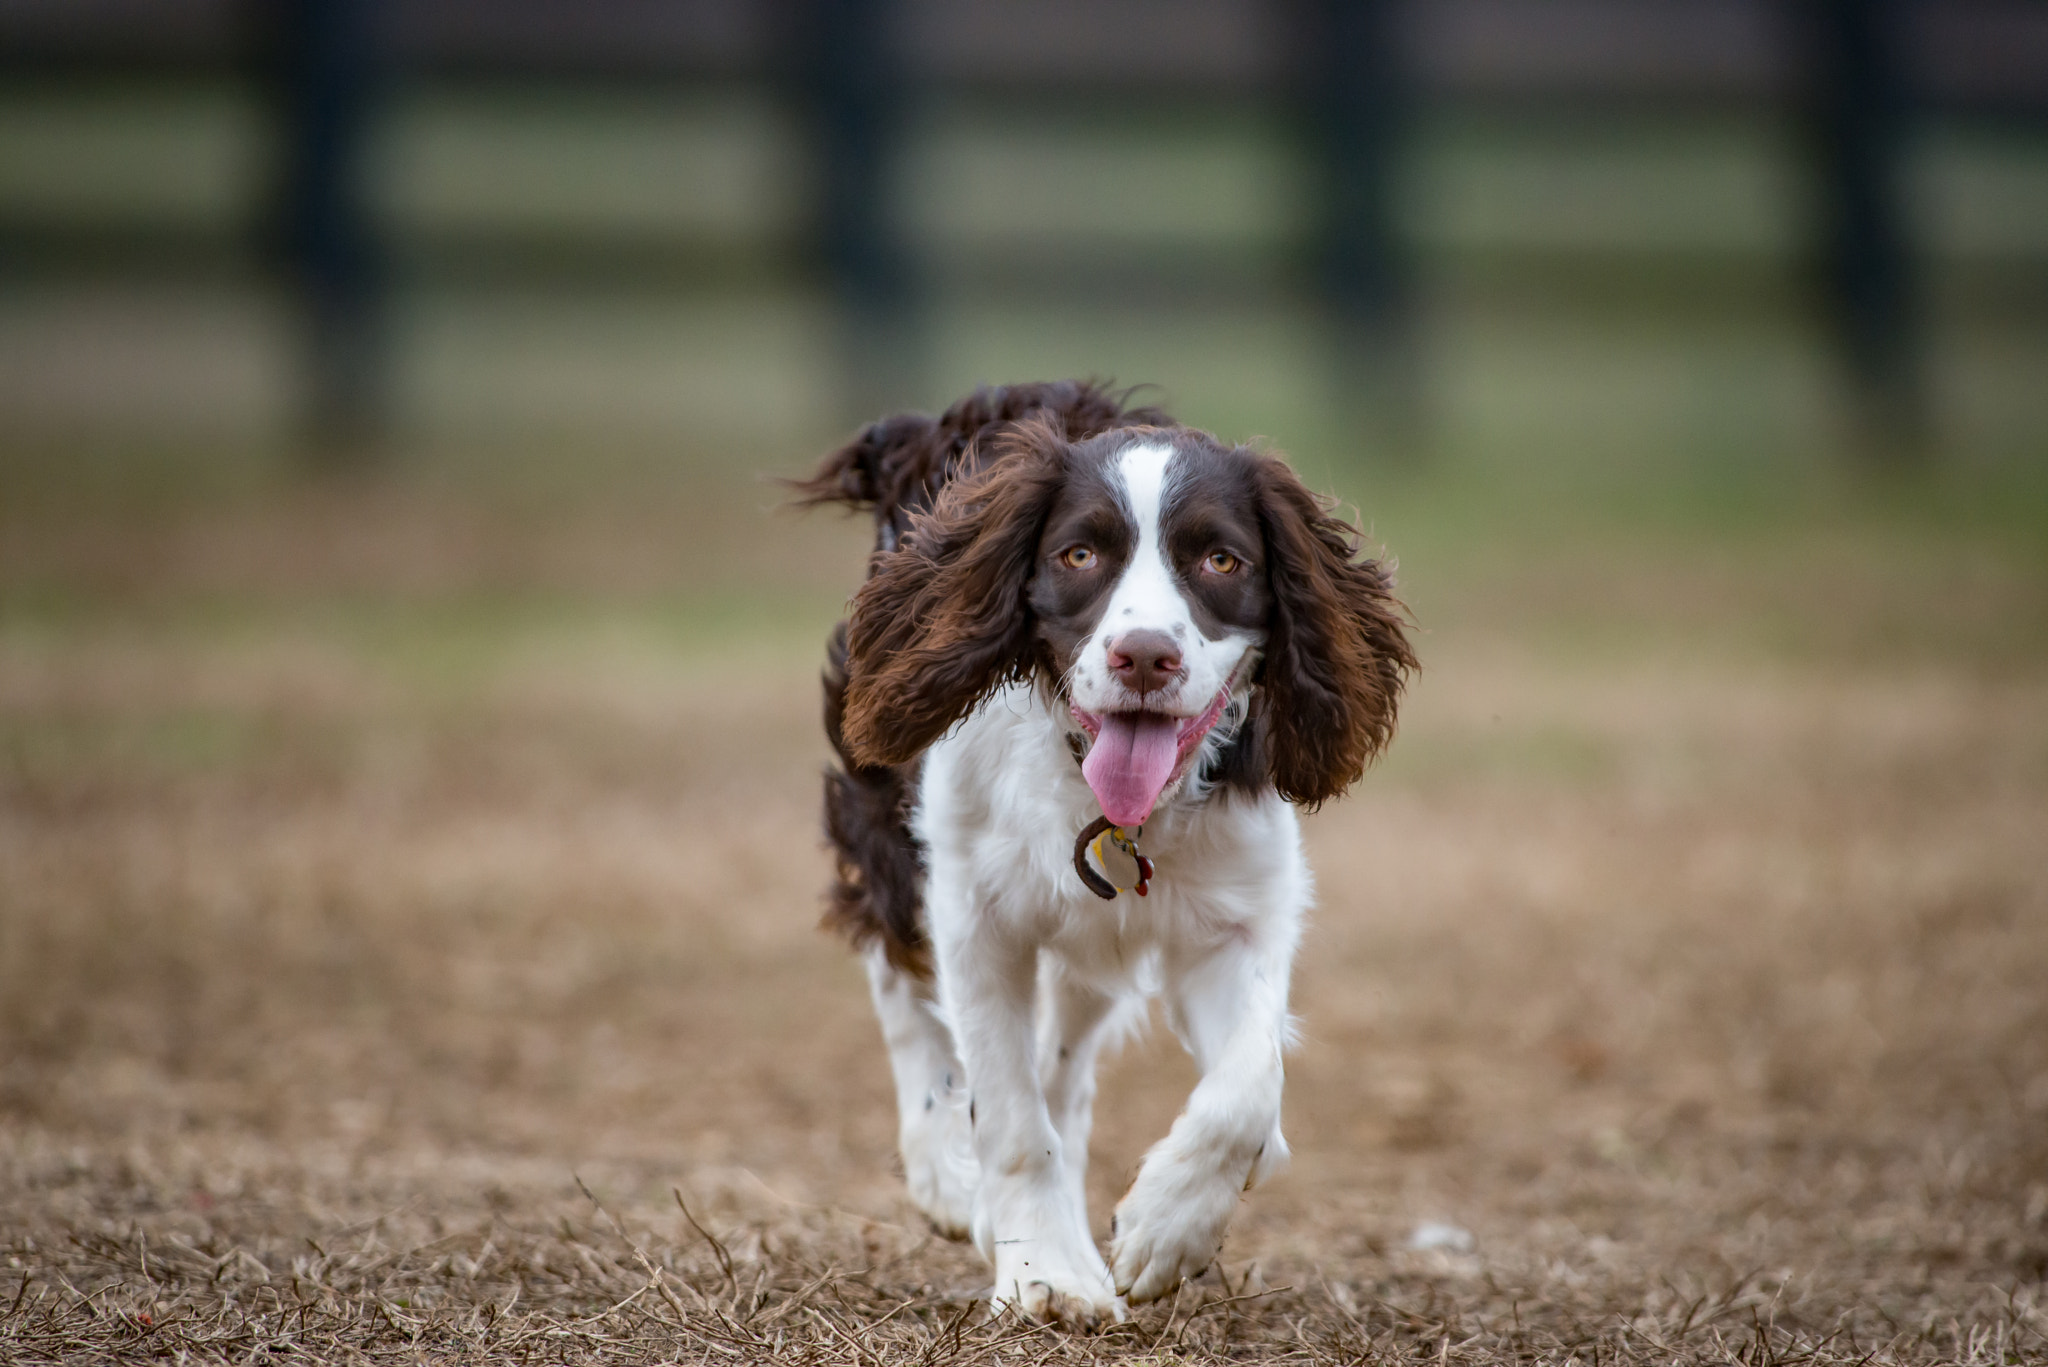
[865,945,977,1239]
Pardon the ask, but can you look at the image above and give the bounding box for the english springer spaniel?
[794,381,1415,1325]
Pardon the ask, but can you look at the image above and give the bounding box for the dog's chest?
[915,688,1305,956]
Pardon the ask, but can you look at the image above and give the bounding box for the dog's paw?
[1108,1142,1251,1304]
[906,1162,976,1242]
[989,1253,1123,1329]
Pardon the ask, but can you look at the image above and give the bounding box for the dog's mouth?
[1069,684,1235,827]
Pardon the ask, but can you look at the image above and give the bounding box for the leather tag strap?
[1072,816,1155,900]
[1073,815,1119,899]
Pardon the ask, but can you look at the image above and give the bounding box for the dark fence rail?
[6,0,2046,112]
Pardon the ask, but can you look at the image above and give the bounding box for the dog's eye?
[1205,551,1241,575]
[1060,546,1096,570]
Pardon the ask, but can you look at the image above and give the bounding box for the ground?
[1,455,2045,1365]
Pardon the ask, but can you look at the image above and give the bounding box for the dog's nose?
[1106,630,1183,695]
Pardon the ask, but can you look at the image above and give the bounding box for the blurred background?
[2,5,2047,1359]
[2,0,2045,478]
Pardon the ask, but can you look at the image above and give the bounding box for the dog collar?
[1073,815,1153,900]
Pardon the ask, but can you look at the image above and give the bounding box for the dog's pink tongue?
[1082,713,1181,827]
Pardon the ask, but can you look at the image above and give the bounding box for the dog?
[792,381,1415,1325]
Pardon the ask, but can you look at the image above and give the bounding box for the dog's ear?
[840,419,1067,766]
[1252,456,1417,806]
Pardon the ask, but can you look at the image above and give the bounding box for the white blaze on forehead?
[1116,441,1173,538]
[1105,442,1181,627]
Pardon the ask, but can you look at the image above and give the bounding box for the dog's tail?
[785,379,1170,555]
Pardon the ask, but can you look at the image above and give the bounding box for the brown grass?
[3,474,2046,1365]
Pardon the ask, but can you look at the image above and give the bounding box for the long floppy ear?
[1253,456,1418,806]
[839,422,1067,766]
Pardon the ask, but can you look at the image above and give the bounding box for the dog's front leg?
[936,915,1120,1326]
[1109,928,1296,1304]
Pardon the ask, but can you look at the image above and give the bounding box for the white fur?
[873,444,1305,1323]
[865,947,977,1238]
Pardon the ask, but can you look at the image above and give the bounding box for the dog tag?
[1073,816,1155,899]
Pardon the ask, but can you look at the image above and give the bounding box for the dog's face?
[1029,437,1271,823]
[840,418,1415,817]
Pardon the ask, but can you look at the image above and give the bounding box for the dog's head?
[839,417,1415,819]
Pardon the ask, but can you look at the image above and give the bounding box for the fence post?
[1801,0,1924,460]
[258,0,388,464]
[1302,0,1418,461]
[798,0,921,420]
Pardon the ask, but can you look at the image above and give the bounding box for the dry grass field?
[2,455,2046,1365]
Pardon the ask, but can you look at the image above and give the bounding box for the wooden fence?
[5,0,2045,456]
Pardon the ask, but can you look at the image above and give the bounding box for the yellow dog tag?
[1073,816,1154,899]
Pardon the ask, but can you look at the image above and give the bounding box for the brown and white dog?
[794,381,1415,1325]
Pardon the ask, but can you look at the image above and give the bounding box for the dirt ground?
[2,469,2045,1365]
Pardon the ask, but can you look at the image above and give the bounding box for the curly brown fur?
[838,419,1070,767]
[820,622,930,976]
[1250,456,1417,806]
